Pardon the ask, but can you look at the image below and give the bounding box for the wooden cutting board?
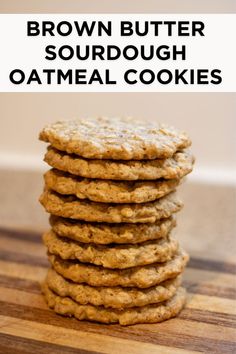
[0,227,235,354]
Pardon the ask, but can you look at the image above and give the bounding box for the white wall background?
[0,0,235,184]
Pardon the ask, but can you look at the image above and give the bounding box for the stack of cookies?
[39,117,194,326]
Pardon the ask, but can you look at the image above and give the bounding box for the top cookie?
[39,117,191,160]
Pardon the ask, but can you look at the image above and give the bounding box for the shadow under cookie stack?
[39,117,194,326]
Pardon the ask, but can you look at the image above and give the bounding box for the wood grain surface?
[0,227,235,354]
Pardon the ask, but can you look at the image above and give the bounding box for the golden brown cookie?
[49,215,176,244]
[48,249,189,288]
[39,117,191,160]
[42,283,186,325]
[43,230,179,269]
[40,189,183,223]
[44,169,181,203]
[46,268,181,309]
[44,147,194,181]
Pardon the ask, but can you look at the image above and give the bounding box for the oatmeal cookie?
[44,147,194,181]
[43,230,178,269]
[39,117,191,160]
[49,215,176,244]
[40,189,183,223]
[48,249,189,288]
[44,168,181,203]
[42,283,186,325]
